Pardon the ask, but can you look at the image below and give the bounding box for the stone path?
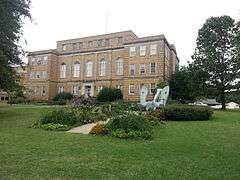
[67,120,109,134]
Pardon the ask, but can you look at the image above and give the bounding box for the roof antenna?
[105,10,109,33]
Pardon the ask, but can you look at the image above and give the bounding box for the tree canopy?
[0,0,31,92]
[192,16,240,109]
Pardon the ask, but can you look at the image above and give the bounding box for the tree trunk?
[220,90,226,110]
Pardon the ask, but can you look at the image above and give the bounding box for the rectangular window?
[79,42,83,48]
[73,63,80,77]
[164,65,168,78]
[150,62,156,74]
[139,64,145,75]
[130,47,136,57]
[86,62,93,77]
[60,64,66,78]
[99,61,106,76]
[116,59,123,75]
[140,46,146,56]
[42,71,47,79]
[42,86,46,96]
[116,84,122,90]
[43,56,48,65]
[129,84,135,95]
[58,86,64,93]
[105,39,110,46]
[150,44,157,55]
[97,86,103,93]
[97,40,102,47]
[118,37,123,44]
[129,64,135,76]
[88,41,93,47]
[150,83,156,94]
[72,85,78,95]
[36,72,40,79]
[31,58,36,66]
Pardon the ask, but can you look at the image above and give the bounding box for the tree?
[0,0,31,92]
[192,16,240,109]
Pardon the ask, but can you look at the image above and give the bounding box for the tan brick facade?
[25,30,179,101]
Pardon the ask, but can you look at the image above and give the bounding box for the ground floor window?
[129,84,135,95]
[58,86,64,93]
[150,83,156,94]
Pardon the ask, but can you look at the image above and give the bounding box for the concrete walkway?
[67,120,109,134]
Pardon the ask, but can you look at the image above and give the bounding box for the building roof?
[28,49,58,56]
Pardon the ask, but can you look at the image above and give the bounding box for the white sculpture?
[140,85,170,110]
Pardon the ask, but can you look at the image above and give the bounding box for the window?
[43,56,48,65]
[97,40,102,46]
[139,64,146,75]
[116,84,122,90]
[42,71,47,79]
[105,39,110,46]
[140,46,146,56]
[118,37,123,44]
[73,62,80,77]
[129,84,135,95]
[72,85,78,95]
[150,62,156,74]
[31,58,36,66]
[130,47,136,57]
[99,60,106,76]
[86,61,93,77]
[88,41,93,47]
[36,72,40,79]
[72,43,77,50]
[164,65,168,78]
[129,64,135,76]
[79,42,83,48]
[60,63,66,78]
[62,44,67,51]
[58,86,64,93]
[116,58,123,75]
[97,86,103,93]
[150,83,156,94]
[150,44,157,55]
[42,86,46,96]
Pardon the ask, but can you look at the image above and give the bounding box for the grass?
[0,105,240,179]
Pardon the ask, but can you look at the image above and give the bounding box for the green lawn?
[0,105,240,179]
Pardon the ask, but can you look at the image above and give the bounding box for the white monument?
[140,86,170,110]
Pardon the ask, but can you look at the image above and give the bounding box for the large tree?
[192,16,240,109]
[0,0,31,92]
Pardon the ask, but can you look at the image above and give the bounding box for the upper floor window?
[79,42,83,49]
[72,43,77,50]
[116,58,123,75]
[97,40,103,47]
[99,59,106,76]
[150,62,156,74]
[129,84,135,95]
[88,41,93,47]
[31,58,36,66]
[129,64,135,76]
[43,56,48,65]
[86,61,93,77]
[139,64,146,75]
[73,62,80,77]
[130,47,136,57]
[60,63,66,78]
[118,37,123,44]
[62,44,67,51]
[150,44,157,55]
[164,65,168,78]
[150,83,156,94]
[105,39,110,46]
[140,46,146,56]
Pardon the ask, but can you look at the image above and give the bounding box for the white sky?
[22,0,240,65]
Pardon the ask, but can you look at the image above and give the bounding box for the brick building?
[26,30,179,101]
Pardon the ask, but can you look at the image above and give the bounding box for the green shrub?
[97,87,123,102]
[111,129,152,140]
[106,113,151,132]
[41,123,69,131]
[39,106,108,127]
[53,92,73,101]
[163,105,213,121]
[145,109,166,125]
[8,97,26,104]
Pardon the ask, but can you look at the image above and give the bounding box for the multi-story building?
[26,30,179,101]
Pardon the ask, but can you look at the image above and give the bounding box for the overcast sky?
[22,0,240,65]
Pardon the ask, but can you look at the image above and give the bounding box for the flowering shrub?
[89,123,108,135]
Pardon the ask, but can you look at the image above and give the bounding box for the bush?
[39,106,108,128]
[97,87,123,102]
[41,123,69,131]
[106,113,151,132]
[163,105,213,121]
[89,123,108,135]
[8,97,26,104]
[111,129,152,140]
[71,95,97,106]
[145,109,166,125]
[53,92,73,101]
